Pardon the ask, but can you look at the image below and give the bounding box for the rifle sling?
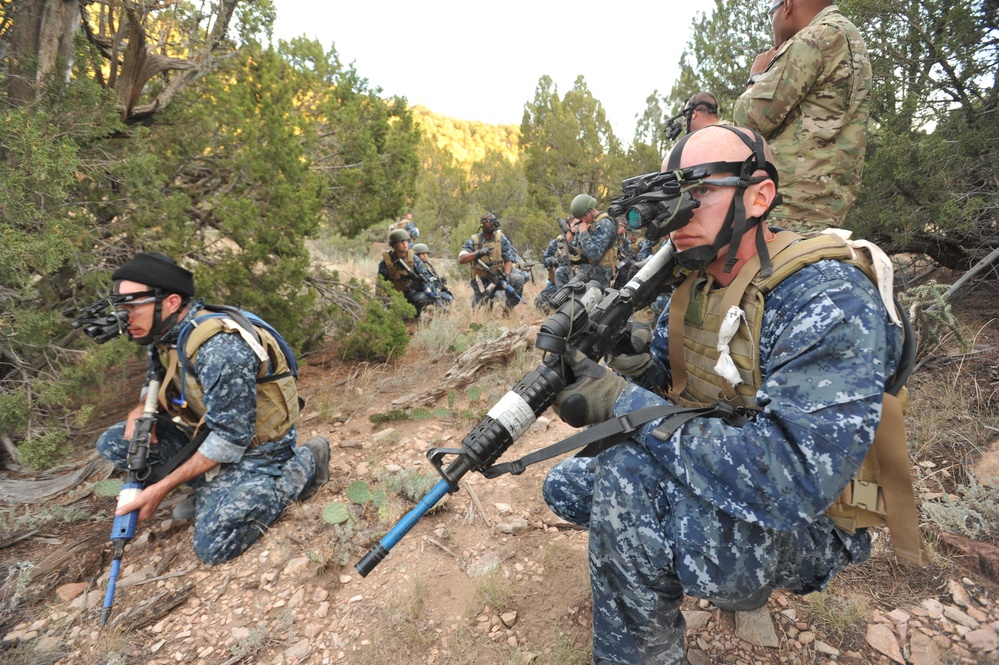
[480,402,745,479]
[145,426,212,485]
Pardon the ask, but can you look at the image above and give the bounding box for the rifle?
[100,380,159,627]
[393,257,450,306]
[474,258,527,306]
[355,241,683,576]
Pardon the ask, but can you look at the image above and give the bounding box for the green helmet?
[388,229,410,244]
[412,243,429,254]
[570,194,597,218]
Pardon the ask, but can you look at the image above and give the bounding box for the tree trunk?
[5,0,80,105]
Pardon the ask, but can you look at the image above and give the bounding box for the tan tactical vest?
[157,314,299,446]
[470,231,506,279]
[382,249,417,292]
[582,213,618,279]
[666,231,926,564]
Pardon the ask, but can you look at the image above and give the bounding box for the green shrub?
[338,282,414,360]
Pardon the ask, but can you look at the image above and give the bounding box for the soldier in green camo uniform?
[733,0,871,231]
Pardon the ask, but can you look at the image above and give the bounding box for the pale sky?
[271,1,705,142]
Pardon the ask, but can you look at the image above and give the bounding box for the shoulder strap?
[480,402,747,479]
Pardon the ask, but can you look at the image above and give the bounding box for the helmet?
[388,229,410,244]
[570,194,597,218]
[412,243,429,254]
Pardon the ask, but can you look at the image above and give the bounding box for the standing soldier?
[377,229,436,318]
[457,212,525,311]
[389,212,420,240]
[733,0,871,229]
[566,194,618,289]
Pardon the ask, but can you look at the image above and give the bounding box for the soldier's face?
[393,240,409,254]
[417,253,429,261]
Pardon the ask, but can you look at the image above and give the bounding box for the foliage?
[322,502,351,525]
[897,281,969,358]
[338,283,414,361]
[411,105,519,167]
[803,590,869,646]
[521,75,622,218]
[923,476,999,544]
[0,12,420,464]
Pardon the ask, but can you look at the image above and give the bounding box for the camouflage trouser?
[97,419,315,565]
[542,443,866,664]
[404,289,433,318]
[534,282,559,313]
[470,271,526,310]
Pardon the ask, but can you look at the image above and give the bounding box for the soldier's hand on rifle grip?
[552,350,628,428]
[475,248,491,259]
[608,322,654,376]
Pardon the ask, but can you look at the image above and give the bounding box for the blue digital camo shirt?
[148,302,295,464]
[616,259,902,533]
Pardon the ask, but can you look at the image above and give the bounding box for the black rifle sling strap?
[144,425,212,485]
[480,402,747,479]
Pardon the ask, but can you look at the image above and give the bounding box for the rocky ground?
[3,278,999,665]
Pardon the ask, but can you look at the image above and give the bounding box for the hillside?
[2,271,999,665]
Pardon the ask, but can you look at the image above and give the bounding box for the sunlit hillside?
[410,105,520,168]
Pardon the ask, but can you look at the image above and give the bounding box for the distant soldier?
[733,0,871,229]
[535,219,577,313]
[457,213,525,311]
[665,91,723,141]
[388,212,420,241]
[565,194,617,289]
[377,229,436,318]
[412,242,455,306]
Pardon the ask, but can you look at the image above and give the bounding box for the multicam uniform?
[543,243,903,663]
[732,5,871,231]
[461,230,525,309]
[378,249,437,316]
[568,213,618,288]
[96,302,315,565]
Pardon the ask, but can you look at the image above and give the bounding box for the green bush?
[338,282,414,360]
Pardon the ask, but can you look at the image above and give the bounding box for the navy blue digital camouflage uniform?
[460,233,526,309]
[570,215,617,288]
[536,237,573,312]
[96,302,315,565]
[543,259,901,664]
[377,253,439,316]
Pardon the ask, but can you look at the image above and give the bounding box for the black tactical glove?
[553,349,628,428]
[608,322,653,376]
[475,248,492,259]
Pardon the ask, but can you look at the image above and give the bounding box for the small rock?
[797,631,815,645]
[284,639,311,663]
[814,640,840,657]
[500,611,518,627]
[686,648,710,665]
[965,626,999,652]
[947,579,973,607]
[682,610,711,632]
[943,605,981,629]
[495,516,529,534]
[920,598,944,619]
[866,624,904,664]
[466,552,501,578]
[338,439,362,448]
[734,607,779,648]
[281,557,311,577]
[370,428,396,444]
[887,608,911,624]
[494,503,512,514]
[339,574,352,585]
[56,582,88,603]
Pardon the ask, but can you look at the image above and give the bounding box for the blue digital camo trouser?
[543,443,865,665]
[97,419,314,565]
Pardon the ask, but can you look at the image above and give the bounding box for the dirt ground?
[3,270,999,665]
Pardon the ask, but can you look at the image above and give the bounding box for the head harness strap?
[664,125,782,276]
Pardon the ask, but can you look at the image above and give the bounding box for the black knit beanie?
[111,252,195,297]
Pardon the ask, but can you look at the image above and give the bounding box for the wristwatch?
[746,73,762,87]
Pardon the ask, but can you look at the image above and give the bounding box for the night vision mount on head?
[610,125,781,274]
[665,125,781,275]
[664,94,719,141]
